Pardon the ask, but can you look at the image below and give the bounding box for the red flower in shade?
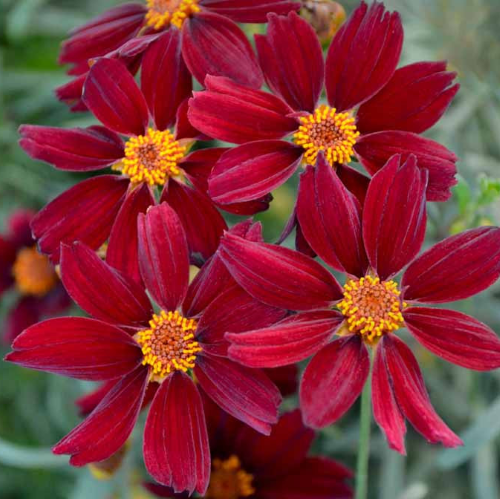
[0,210,71,343]
[219,154,500,453]
[144,404,353,499]
[19,37,229,272]
[5,206,286,494]
[56,0,300,109]
[188,2,459,211]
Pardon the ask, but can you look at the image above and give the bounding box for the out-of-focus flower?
[189,1,459,215]
[0,210,70,343]
[20,38,230,271]
[56,0,301,109]
[301,0,346,44]
[220,154,500,454]
[144,404,352,498]
[6,209,285,495]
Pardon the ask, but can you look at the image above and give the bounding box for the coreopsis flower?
[56,0,301,109]
[0,210,70,343]
[188,1,459,214]
[219,154,500,453]
[19,36,228,272]
[5,206,285,494]
[144,405,353,498]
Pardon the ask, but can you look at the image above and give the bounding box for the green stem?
[355,360,373,499]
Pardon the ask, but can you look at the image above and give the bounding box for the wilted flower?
[0,209,70,343]
[220,154,500,453]
[6,207,285,494]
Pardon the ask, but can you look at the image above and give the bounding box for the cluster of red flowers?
[4,0,500,497]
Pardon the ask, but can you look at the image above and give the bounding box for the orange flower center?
[337,276,405,344]
[115,128,186,186]
[145,0,200,30]
[206,455,255,499]
[12,246,58,297]
[136,311,201,380]
[293,104,359,166]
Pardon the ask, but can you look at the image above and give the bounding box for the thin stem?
[355,358,373,499]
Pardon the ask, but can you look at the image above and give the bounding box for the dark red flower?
[0,209,71,343]
[220,154,500,453]
[5,207,286,494]
[20,38,229,271]
[188,2,459,208]
[144,404,353,498]
[56,0,300,109]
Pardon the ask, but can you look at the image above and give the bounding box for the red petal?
[201,0,300,22]
[6,317,143,380]
[3,297,40,345]
[188,75,297,144]
[75,381,115,417]
[144,372,210,495]
[194,354,281,434]
[325,1,403,111]
[142,483,188,498]
[61,242,152,326]
[402,227,500,303]
[141,30,192,131]
[219,233,343,311]
[372,341,406,454]
[264,365,298,397]
[208,140,302,204]
[31,175,129,263]
[180,147,229,193]
[296,156,368,276]
[300,336,369,428]
[382,335,462,447]
[255,12,324,112]
[83,58,149,136]
[55,74,87,111]
[363,154,428,280]
[404,307,500,371]
[53,366,148,465]
[138,203,190,311]
[161,180,227,265]
[357,61,459,134]
[336,163,370,205]
[107,184,155,285]
[182,11,262,88]
[355,130,457,202]
[175,97,208,141]
[227,310,343,367]
[18,125,124,171]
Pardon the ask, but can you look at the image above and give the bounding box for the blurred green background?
[1,0,500,497]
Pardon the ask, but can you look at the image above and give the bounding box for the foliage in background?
[1,0,500,498]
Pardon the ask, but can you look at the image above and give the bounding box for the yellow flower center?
[115,128,186,186]
[206,455,256,499]
[136,311,201,380]
[337,276,405,344]
[293,104,359,166]
[12,246,58,297]
[145,0,200,30]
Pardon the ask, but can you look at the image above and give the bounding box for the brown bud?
[301,1,346,44]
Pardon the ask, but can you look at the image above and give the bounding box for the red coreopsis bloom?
[188,2,459,213]
[0,210,70,343]
[219,154,500,453]
[5,206,286,494]
[56,0,300,109]
[144,405,353,499]
[19,36,229,272]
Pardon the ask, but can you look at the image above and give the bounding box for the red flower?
[56,0,300,109]
[5,206,285,494]
[219,154,500,453]
[20,38,229,271]
[0,210,71,343]
[144,404,353,498]
[188,2,459,210]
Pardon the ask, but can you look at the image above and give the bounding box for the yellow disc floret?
[293,104,359,166]
[145,0,200,30]
[337,276,405,344]
[12,246,58,297]
[115,128,186,186]
[137,310,201,379]
[206,455,256,499]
